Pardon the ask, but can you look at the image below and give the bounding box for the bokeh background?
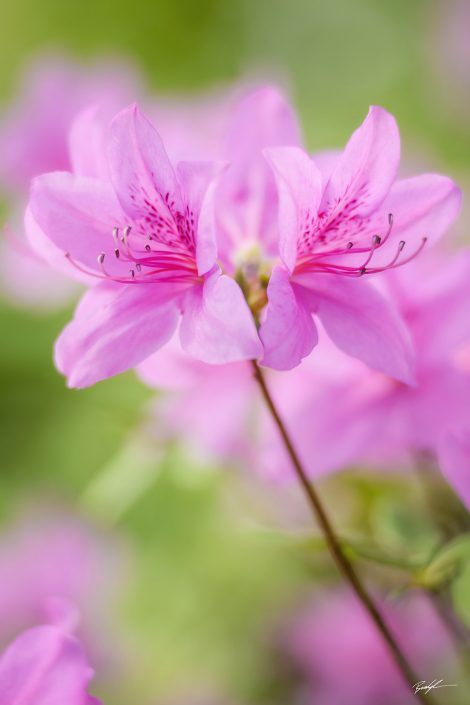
[0,1,469,703]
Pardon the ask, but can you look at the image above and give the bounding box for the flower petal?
[107,103,182,220]
[367,173,462,265]
[438,429,470,511]
[176,160,223,275]
[390,248,470,363]
[323,105,400,217]
[0,625,101,705]
[260,265,318,370]
[217,86,301,254]
[55,281,182,388]
[28,172,126,276]
[296,273,415,384]
[179,270,262,363]
[263,146,323,271]
[68,104,109,180]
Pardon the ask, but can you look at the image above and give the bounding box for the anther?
[130,269,135,278]
[135,263,141,272]
[112,227,119,244]
[114,248,120,258]
[346,242,354,249]
[97,252,105,265]
[145,244,151,252]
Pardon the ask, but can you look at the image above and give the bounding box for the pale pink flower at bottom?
[283,590,452,705]
[0,510,119,656]
[0,621,102,705]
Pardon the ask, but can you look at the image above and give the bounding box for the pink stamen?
[295,214,427,278]
[65,224,201,285]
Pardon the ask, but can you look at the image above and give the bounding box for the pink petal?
[323,105,400,217]
[55,281,182,388]
[438,429,470,510]
[295,273,416,384]
[28,172,126,276]
[179,269,262,363]
[176,161,223,275]
[393,248,470,363]
[0,625,101,705]
[311,149,340,182]
[136,333,209,391]
[366,173,462,266]
[225,85,300,161]
[263,146,323,271]
[24,205,92,285]
[1,222,79,309]
[107,103,182,221]
[217,86,301,255]
[68,105,109,181]
[260,265,318,370]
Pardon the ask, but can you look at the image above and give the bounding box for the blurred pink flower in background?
[0,619,101,705]
[438,428,470,511]
[0,509,119,654]
[283,589,452,705]
[0,56,142,193]
[0,56,143,309]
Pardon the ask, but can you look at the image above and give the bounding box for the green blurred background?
[0,1,469,702]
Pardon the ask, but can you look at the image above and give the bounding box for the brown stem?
[252,362,438,705]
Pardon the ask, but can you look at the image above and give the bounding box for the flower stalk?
[252,361,438,705]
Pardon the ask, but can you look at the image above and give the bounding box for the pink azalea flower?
[0,621,101,705]
[283,590,452,705]
[0,56,142,309]
[275,247,470,479]
[28,104,262,387]
[438,428,470,511]
[260,107,461,380]
[0,510,119,652]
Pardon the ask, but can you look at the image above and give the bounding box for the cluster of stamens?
[294,214,427,277]
[65,225,200,285]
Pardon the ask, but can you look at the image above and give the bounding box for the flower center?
[234,241,271,322]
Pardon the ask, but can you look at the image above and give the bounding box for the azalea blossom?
[0,620,101,705]
[27,85,461,388]
[28,103,262,387]
[438,428,470,511]
[259,107,461,378]
[283,589,452,705]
